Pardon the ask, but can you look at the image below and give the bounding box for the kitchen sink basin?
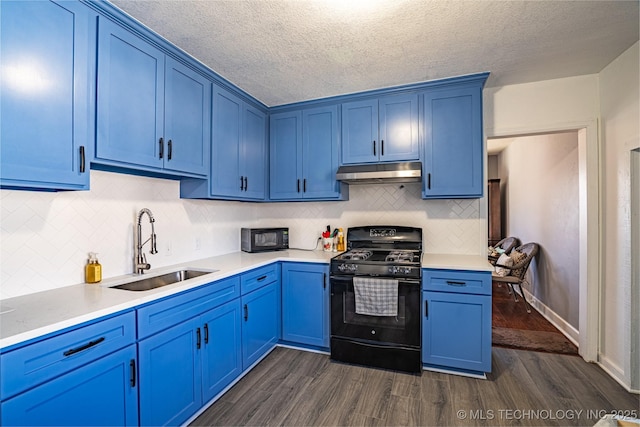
[111,269,216,291]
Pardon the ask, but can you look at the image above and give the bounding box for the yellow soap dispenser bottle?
[85,252,102,284]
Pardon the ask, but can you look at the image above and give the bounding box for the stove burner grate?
[340,249,373,261]
[385,250,417,263]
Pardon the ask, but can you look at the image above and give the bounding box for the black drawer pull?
[196,327,201,349]
[240,176,245,191]
[63,336,105,357]
[323,273,326,290]
[257,275,267,282]
[129,359,136,387]
[446,281,467,286]
[244,304,249,321]
[159,137,164,159]
[373,140,376,156]
[204,323,209,344]
[381,140,384,156]
[167,139,172,160]
[425,300,428,318]
[79,146,86,173]
[297,179,300,193]
[427,173,431,189]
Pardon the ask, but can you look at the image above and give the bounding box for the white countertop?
[0,250,491,350]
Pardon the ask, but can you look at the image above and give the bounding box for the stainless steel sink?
[111,269,216,291]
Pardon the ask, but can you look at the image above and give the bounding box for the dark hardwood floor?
[191,347,638,427]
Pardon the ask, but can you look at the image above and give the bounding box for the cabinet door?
[241,282,278,369]
[0,0,94,190]
[211,87,242,197]
[422,291,491,372]
[242,104,267,200]
[138,318,202,427]
[341,99,378,164]
[281,263,329,348]
[269,111,303,200]
[164,57,210,176]
[201,300,242,402]
[378,93,419,162]
[1,345,138,426]
[96,17,164,169]
[423,85,483,198]
[302,106,341,199]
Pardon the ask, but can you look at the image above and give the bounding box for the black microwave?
[241,227,289,253]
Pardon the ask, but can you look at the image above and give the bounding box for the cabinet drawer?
[422,269,491,295]
[1,311,135,400]
[137,276,240,339]
[241,264,278,295]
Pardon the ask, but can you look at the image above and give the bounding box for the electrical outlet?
[164,241,172,257]
[195,237,201,251]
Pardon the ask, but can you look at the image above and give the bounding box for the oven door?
[330,275,421,347]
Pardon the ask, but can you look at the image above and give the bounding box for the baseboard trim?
[598,354,638,394]
[522,289,580,347]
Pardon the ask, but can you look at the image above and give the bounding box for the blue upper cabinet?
[341,93,419,164]
[209,87,266,200]
[96,17,210,178]
[270,111,303,200]
[270,105,344,200]
[422,82,484,198]
[0,0,95,191]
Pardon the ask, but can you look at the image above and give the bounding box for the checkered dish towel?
[353,277,398,317]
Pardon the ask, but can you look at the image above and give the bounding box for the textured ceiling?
[111,0,639,106]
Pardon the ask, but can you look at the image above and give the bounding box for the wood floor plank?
[190,346,639,427]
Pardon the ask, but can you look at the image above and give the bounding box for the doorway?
[486,121,599,362]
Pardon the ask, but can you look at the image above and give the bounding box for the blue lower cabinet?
[241,281,279,369]
[138,318,202,427]
[201,299,243,402]
[422,291,491,373]
[281,262,329,348]
[1,345,138,426]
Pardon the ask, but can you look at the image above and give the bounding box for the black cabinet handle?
[381,140,384,156]
[446,281,467,287]
[159,137,164,159]
[167,139,172,160]
[240,176,245,191]
[427,173,431,190]
[257,275,267,282]
[244,304,248,321]
[204,323,209,344]
[79,146,86,173]
[129,359,136,387]
[323,273,326,290]
[63,336,105,357]
[244,176,248,191]
[425,300,428,318]
[196,327,201,349]
[297,179,300,193]
[303,179,307,193]
[373,140,376,156]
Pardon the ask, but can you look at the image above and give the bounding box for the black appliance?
[241,227,289,253]
[330,226,422,373]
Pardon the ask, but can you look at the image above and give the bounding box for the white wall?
[0,171,483,300]
[598,41,640,390]
[496,131,580,328]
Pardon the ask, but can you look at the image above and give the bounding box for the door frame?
[485,119,600,362]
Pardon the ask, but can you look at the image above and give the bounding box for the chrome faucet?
[135,208,158,274]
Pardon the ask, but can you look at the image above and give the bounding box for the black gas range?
[329,226,423,374]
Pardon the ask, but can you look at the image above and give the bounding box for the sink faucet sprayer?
[135,208,158,274]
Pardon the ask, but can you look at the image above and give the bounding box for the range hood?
[336,162,422,185]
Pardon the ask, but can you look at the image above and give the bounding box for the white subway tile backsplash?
[1,171,484,300]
